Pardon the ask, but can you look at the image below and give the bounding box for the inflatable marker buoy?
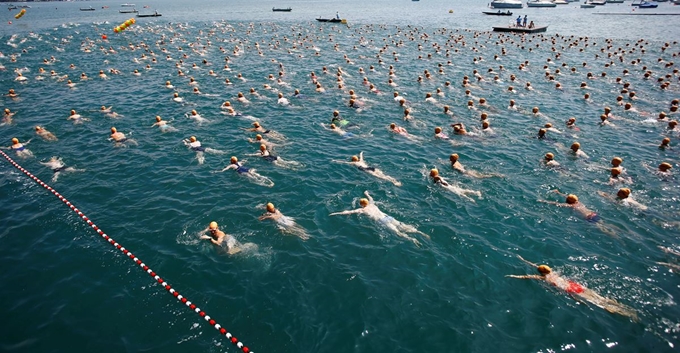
[113,18,135,33]
[14,9,26,19]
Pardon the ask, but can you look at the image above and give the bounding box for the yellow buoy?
[449,9,453,13]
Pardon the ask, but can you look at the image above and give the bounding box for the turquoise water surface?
[1,0,679,352]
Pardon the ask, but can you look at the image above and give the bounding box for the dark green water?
[1,1,679,352]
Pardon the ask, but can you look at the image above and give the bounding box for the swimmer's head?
[617,188,631,199]
[566,194,579,204]
[4,108,9,114]
[430,168,439,177]
[259,144,267,151]
[11,138,19,144]
[661,137,671,146]
[545,153,554,161]
[390,123,396,129]
[359,198,369,207]
[450,154,459,162]
[351,155,359,162]
[482,121,490,129]
[659,162,672,172]
[266,203,275,212]
[256,134,262,141]
[189,136,196,142]
[434,127,442,134]
[537,265,552,275]
[110,127,117,133]
[101,106,106,110]
[230,156,238,164]
[611,157,622,166]
[253,122,260,127]
[209,221,218,230]
[532,107,539,113]
[70,110,76,115]
[35,126,41,131]
[611,168,621,177]
[156,116,161,122]
[544,123,552,128]
[333,110,339,117]
[330,123,336,129]
[570,142,580,151]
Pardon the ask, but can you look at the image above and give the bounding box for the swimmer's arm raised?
[363,190,374,203]
[517,255,539,268]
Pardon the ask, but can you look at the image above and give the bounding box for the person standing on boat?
[522,15,527,28]
[516,16,522,27]
[336,12,340,19]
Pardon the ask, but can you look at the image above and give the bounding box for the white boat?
[590,0,606,4]
[121,3,136,6]
[527,0,557,7]
[554,0,569,4]
[490,0,524,8]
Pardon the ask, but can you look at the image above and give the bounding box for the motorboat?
[80,7,96,11]
[554,0,569,4]
[490,0,524,8]
[316,18,344,22]
[590,0,606,4]
[137,10,162,17]
[527,0,557,7]
[121,3,136,7]
[272,7,292,12]
[482,10,514,15]
[119,8,138,13]
[8,5,18,10]
[606,0,624,3]
[638,1,659,7]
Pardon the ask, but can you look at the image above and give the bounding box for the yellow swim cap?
[209,221,218,230]
[266,203,275,211]
[537,265,552,274]
[430,168,439,177]
[359,198,369,206]
[11,138,19,144]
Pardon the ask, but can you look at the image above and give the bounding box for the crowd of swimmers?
[2,21,680,323]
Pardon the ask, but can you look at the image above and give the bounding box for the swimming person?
[200,221,242,254]
[219,156,274,187]
[332,152,402,186]
[35,126,58,141]
[67,109,88,124]
[450,153,503,178]
[597,188,648,211]
[250,144,300,168]
[4,137,33,158]
[258,202,310,240]
[429,168,481,202]
[322,123,354,139]
[538,189,618,236]
[150,115,176,132]
[507,255,638,321]
[109,127,136,147]
[329,190,429,247]
[39,156,84,182]
[242,122,285,140]
[182,136,225,164]
[2,108,15,125]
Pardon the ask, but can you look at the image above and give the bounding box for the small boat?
[316,18,344,23]
[80,7,96,11]
[119,8,138,13]
[527,0,557,7]
[490,0,524,8]
[137,10,162,17]
[638,1,659,7]
[272,7,292,12]
[606,0,624,3]
[581,1,596,7]
[18,5,31,8]
[590,0,606,4]
[8,5,18,10]
[483,10,514,15]
[121,3,136,7]
[554,0,569,4]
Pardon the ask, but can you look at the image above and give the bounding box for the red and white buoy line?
[0,150,253,353]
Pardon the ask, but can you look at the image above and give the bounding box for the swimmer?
[569,142,589,159]
[186,110,209,124]
[220,101,237,116]
[659,137,671,150]
[250,144,300,168]
[150,116,176,132]
[35,126,57,141]
[236,92,250,104]
[329,190,429,247]
[109,127,136,147]
[539,190,618,236]
[258,203,310,240]
[507,255,638,321]
[200,221,242,254]
[450,154,503,178]
[172,92,183,103]
[4,137,33,158]
[429,168,481,202]
[565,117,580,131]
[322,123,354,139]
[40,156,84,182]
[331,110,356,128]
[332,152,402,186]
[434,127,449,140]
[451,123,468,135]
[598,188,647,211]
[2,108,15,125]
[66,109,87,124]
[182,136,224,164]
[243,122,285,140]
[277,92,289,106]
[100,106,122,118]
[604,167,632,185]
[542,153,563,170]
[219,156,274,187]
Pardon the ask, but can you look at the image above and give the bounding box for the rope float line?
[0,150,253,353]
